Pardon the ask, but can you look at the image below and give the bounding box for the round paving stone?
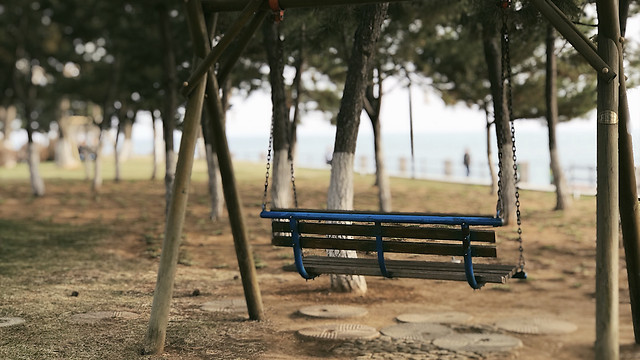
[396,311,473,324]
[299,304,368,319]
[70,311,138,324]
[494,317,577,335]
[297,323,380,341]
[380,322,453,341]
[0,317,25,327]
[433,333,523,352]
[201,298,247,313]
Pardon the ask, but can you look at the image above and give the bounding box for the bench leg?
[290,218,315,280]
[462,224,484,289]
[374,222,392,278]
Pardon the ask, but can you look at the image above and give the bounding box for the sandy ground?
[1,167,640,359]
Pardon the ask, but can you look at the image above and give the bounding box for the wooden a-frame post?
[143,0,265,355]
[532,0,640,356]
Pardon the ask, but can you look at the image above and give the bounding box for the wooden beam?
[531,0,615,81]
[202,0,409,12]
[216,10,269,85]
[183,0,263,96]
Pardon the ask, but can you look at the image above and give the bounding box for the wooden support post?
[217,10,268,85]
[185,0,265,321]
[530,0,615,80]
[142,69,208,355]
[596,35,620,360]
[205,71,265,321]
[616,0,640,343]
[183,0,262,96]
[618,40,640,345]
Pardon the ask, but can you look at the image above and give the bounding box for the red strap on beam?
[269,0,284,22]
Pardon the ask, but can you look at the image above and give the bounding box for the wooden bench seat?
[283,257,518,284]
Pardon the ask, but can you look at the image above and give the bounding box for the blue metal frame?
[374,221,391,278]
[290,218,315,280]
[262,209,503,288]
[461,224,483,289]
[260,210,504,227]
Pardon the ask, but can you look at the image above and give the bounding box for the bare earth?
[1,164,640,359]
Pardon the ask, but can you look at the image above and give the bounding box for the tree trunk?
[120,116,134,162]
[545,25,570,210]
[158,4,179,214]
[201,105,224,220]
[114,117,122,183]
[26,126,45,197]
[364,68,391,212]
[205,143,224,220]
[54,112,80,169]
[151,112,160,181]
[484,104,498,194]
[289,27,305,161]
[327,3,388,294]
[371,115,391,212]
[263,20,291,209]
[0,106,17,167]
[482,24,516,224]
[92,128,104,193]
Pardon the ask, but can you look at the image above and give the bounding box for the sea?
[129,121,640,193]
[219,126,611,191]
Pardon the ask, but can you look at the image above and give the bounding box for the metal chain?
[262,120,274,211]
[288,148,298,208]
[501,9,525,272]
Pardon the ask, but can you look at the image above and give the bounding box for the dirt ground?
[1,162,640,359]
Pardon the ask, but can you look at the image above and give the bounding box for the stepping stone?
[396,311,472,324]
[298,304,367,319]
[70,311,138,324]
[0,317,25,328]
[434,333,523,352]
[494,317,577,335]
[297,323,379,341]
[380,322,453,341]
[201,298,247,313]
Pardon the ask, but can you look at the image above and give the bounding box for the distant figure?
[463,149,471,177]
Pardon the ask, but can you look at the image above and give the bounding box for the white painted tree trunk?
[114,132,121,182]
[327,152,367,294]
[92,131,104,192]
[28,142,45,196]
[271,149,291,209]
[54,137,79,169]
[205,143,224,220]
[196,135,207,159]
[151,117,163,180]
[119,138,133,163]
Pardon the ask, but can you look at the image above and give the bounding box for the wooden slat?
[272,236,497,257]
[283,256,517,284]
[272,221,496,242]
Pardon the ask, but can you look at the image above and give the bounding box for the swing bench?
[260,1,526,290]
[261,209,520,289]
